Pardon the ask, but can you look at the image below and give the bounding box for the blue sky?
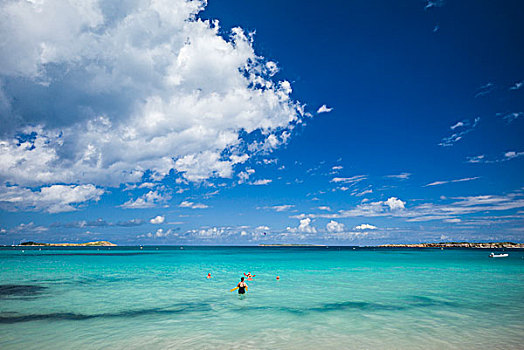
[0,0,522,245]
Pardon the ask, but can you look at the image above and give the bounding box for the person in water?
[230,277,248,294]
[206,273,212,279]
[244,272,255,281]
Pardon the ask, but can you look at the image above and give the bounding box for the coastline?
[17,241,116,247]
[376,242,524,249]
[5,241,523,248]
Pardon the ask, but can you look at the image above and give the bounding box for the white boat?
[489,252,509,258]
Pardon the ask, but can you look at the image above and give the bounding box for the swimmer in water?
[230,277,248,294]
[206,273,212,279]
[244,272,256,281]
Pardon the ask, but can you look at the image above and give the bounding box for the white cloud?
[497,112,523,123]
[150,215,165,224]
[179,200,208,209]
[385,197,405,210]
[444,218,461,223]
[0,0,303,189]
[121,190,169,209]
[259,204,294,212]
[287,218,316,233]
[316,104,333,114]
[138,183,157,189]
[467,155,485,163]
[474,82,495,98]
[425,181,447,187]
[252,179,272,185]
[450,121,464,130]
[317,206,331,211]
[424,0,445,10]
[439,118,480,147]
[326,220,344,233]
[467,152,523,164]
[256,225,270,231]
[331,175,366,184]
[385,173,411,180]
[294,192,524,226]
[138,228,173,239]
[509,81,523,90]
[0,184,103,213]
[354,224,377,230]
[12,222,48,233]
[154,228,168,238]
[238,168,255,184]
[354,189,373,197]
[188,227,225,238]
[424,177,479,187]
[505,151,524,159]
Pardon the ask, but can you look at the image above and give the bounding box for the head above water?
[241,277,244,281]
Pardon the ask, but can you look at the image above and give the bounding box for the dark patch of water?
[0,302,213,324]
[31,253,154,256]
[0,284,47,298]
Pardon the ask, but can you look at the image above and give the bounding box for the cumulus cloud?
[509,81,523,91]
[316,104,333,114]
[251,179,272,185]
[138,228,174,239]
[326,220,344,233]
[150,215,165,224]
[287,218,316,233]
[188,226,225,238]
[385,197,405,210]
[238,168,255,184]
[292,191,524,227]
[121,191,170,209]
[0,0,303,190]
[0,184,103,213]
[354,224,377,230]
[52,218,143,228]
[179,201,208,209]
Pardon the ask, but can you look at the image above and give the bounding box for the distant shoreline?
[4,241,523,248]
[258,244,327,247]
[17,241,116,247]
[376,242,524,249]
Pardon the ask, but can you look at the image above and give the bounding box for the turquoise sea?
[1,246,523,349]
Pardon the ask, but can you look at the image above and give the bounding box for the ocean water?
[1,246,523,349]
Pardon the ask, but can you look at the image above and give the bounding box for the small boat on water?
[489,252,509,258]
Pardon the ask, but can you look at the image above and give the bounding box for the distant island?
[378,242,524,248]
[19,241,116,247]
[259,244,327,247]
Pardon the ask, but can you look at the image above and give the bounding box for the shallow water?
[1,246,523,349]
